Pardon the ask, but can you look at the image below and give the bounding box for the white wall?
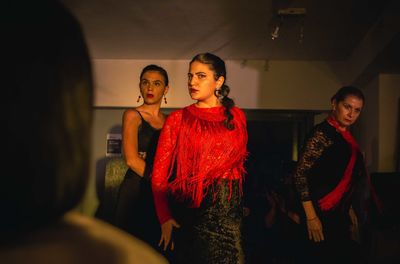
[93,59,341,110]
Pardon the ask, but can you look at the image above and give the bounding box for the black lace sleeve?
[294,127,333,201]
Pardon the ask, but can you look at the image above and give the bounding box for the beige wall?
[378,74,400,172]
[79,109,125,215]
[93,59,341,110]
[357,74,400,173]
[357,77,380,172]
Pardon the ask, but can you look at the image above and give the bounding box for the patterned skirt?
[171,180,244,264]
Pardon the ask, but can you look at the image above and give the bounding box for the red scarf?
[167,105,247,207]
[319,116,383,213]
[318,116,360,211]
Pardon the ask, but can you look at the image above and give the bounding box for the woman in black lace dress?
[293,86,369,263]
[115,65,169,250]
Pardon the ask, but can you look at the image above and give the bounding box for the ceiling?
[62,0,399,65]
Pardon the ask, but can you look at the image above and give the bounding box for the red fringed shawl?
[152,104,248,224]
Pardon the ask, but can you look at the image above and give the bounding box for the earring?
[163,95,167,104]
[137,95,141,103]
[214,89,223,100]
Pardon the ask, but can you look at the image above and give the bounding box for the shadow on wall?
[94,124,126,223]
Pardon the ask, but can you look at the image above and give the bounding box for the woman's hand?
[306,216,324,242]
[159,218,180,251]
[301,201,324,242]
[349,206,359,241]
[138,151,147,160]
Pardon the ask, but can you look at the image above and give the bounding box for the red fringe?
[166,105,247,207]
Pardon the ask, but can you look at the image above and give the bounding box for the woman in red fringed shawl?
[294,86,379,264]
[151,53,248,264]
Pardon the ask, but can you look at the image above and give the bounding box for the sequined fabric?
[172,180,244,264]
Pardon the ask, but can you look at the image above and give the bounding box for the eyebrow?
[343,102,362,110]
[189,71,207,75]
[141,78,163,83]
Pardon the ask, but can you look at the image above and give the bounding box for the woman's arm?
[152,111,182,250]
[302,200,324,242]
[122,109,146,177]
[294,129,331,242]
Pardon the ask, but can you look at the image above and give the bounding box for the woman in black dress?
[293,86,370,263]
[115,65,169,250]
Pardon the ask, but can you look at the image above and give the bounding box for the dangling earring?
[137,95,141,103]
[163,95,167,104]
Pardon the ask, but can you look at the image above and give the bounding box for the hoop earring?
[164,95,167,104]
[214,89,223,100]
[137,95,141,103]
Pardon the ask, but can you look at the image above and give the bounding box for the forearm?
[302,200,318,220]
[151,111,181,224]
[152,187,172,224]
[125,156,146,177]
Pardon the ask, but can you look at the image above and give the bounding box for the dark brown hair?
[190,53,235,130]
[331,86,365,104]
[140,64,169,86]
[3,0,92,239]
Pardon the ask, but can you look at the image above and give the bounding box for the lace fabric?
[294,127,333,201]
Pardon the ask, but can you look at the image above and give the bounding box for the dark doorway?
[242,109,321,264]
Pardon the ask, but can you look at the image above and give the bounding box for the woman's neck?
[328,115,348,132]
[138,103,162,117]
[195,98,221,108]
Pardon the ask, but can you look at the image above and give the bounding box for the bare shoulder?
[123,108,142,124]
[64,213,168,264]
[0,213,168,264]
[123,108,141,119]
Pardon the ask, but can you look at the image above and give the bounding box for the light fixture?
[271,24,280,40]
[271,15,283,40]
[270,7,306,42]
